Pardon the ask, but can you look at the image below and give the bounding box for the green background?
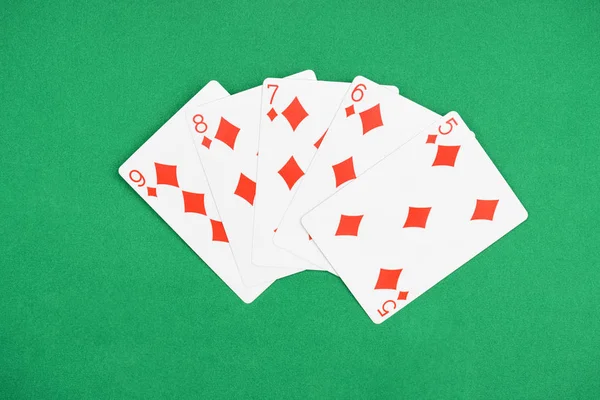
[1,0,599,398]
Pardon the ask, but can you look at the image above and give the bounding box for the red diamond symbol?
[332,156,356,187]
[147,187,157,197]
[345,105,355,117]
[154,163,179,187]
[471,199,499,221]
[201,136,212,149]
[214,117,241,150]
[403,207,432,229]
[181,191,206,215]
[359,104,383,135]
[281,97,308,131]
[234,173,256,206]
[278,156,304,190]
[374,268,403,290]
[397,291,409,301]
[426,134,437,144]
[335,214,364,236]
[313,129,327,149]
[210,219,229,242]
[432,145,461,167]
[267,108,278,121]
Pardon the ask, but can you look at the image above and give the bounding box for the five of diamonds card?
[119,71,527,324]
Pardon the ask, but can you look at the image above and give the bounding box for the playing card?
[252,79,399,271]
[119,81,269,303]
[186,71,316,286]
[302,112,528,323]
[274,76,440,270]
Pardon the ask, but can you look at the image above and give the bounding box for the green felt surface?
[1,1,599,399]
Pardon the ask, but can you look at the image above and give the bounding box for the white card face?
[302,113,528,323]
[274,76,440,270]
[252,80,400,272]
[186,70,316,286]
[119,81,269,303]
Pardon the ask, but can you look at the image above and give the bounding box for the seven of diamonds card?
[301,112,528,323]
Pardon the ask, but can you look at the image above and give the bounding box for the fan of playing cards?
[119,70,528,324]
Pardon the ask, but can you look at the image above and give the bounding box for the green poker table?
[1,1,598,398]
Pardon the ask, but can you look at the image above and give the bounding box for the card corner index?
[118,157,141,185]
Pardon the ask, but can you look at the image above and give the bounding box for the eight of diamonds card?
[185,70,316,286]
[119,81,270,304]
[274,76,440,270]
[302,112,528,323]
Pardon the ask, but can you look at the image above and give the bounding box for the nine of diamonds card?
[120,73,527,323]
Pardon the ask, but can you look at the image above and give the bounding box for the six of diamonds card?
[119,72,528,323]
